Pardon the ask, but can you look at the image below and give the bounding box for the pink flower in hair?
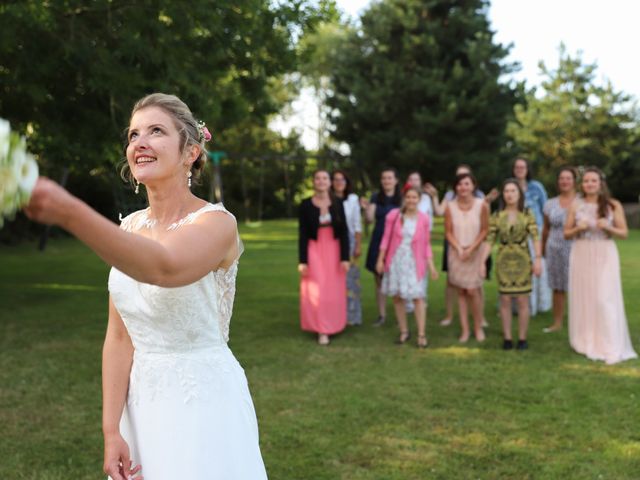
[203,126,212,142]
[197,120,213,143]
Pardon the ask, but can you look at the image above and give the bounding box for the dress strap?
[167,203,244,260]
[167,203,234,231]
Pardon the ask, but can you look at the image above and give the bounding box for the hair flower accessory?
[197,120,212,143]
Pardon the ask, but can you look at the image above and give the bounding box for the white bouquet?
[0,118,39,228]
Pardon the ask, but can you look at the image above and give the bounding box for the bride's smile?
[126,106,187,187]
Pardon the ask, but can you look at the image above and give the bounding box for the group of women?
[15,90,637,479]
[297,161,637,365]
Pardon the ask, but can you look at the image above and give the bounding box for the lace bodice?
[108,203,241,353]
[575,199,613,241]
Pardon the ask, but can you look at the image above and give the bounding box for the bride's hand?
[23,177,76,227]
[103,432,143,480]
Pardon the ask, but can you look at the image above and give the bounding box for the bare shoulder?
[610,198,623,211]
[192,207,237,233]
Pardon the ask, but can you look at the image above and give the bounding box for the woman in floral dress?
[376,185,438,348]
[541,167,577,332]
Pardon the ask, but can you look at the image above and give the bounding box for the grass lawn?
[1,219,639,479]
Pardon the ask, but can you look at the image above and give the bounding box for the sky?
[337,0,640,97]
[273,0,640,150]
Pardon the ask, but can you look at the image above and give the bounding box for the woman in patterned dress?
[445,173,489,343]
[512,158,552,316]
[482,179,541,350]
[564,167,637,364]
[376,185,438,348]
[541,167,577,332]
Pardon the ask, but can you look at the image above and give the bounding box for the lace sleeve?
[118,209,149,232]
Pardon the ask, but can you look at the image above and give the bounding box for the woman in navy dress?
[362,167,401,326]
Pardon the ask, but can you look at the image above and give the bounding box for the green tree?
[298,18,349,152]
[0,0,327,176]
[508,45,640,201]
[327,0,520,189]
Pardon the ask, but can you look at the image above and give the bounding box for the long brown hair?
[499,178,525,212]
[582,166,613,218]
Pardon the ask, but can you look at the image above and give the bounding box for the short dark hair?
[453,172,477,191]
[376,167,401,206]
[556,166,577,182]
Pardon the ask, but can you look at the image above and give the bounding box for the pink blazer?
[380,209,433,280]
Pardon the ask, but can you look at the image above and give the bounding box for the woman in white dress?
[331,169,363,325]
[25,93,268,479]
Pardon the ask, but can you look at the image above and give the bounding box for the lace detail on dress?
[575,200,613,240]
[213,262,238,342]
[109,202,245,404]
[119,208,154,232]
[118,203,234,232]
[128,348,237,405]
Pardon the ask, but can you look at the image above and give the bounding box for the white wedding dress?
[107,203,268,479]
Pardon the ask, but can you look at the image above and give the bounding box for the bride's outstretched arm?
[25,178,236,287]
[102,297,141,480]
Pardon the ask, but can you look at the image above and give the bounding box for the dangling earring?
[187,171,192,188]
[134,179,140,194]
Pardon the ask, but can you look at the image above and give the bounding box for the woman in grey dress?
[541,167,577,332]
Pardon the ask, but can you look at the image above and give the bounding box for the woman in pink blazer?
[376,185,439,348]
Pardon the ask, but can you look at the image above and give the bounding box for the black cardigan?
[298,197,350,263]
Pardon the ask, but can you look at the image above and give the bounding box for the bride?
[25,93,268,479]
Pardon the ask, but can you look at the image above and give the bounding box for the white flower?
[18,154,39,200]
[0,117,39,227]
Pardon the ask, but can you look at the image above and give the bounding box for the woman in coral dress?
[299,170,350,345]
[564,167,637,364]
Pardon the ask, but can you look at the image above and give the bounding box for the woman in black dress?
[362,167,401,326]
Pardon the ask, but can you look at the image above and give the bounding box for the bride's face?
[126,107,186,187]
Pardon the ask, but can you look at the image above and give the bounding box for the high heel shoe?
[417,335,428,349]
[395,331,411,345]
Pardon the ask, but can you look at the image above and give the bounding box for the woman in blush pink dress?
[299,170,350,345]
[564,167,637,364]
[445,172,489,343]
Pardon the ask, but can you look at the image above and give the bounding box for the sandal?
[395,331,411,345]
[417,335,428,349]
[439,318,452,327]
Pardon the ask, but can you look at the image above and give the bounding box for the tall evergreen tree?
[327,0,519,188]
